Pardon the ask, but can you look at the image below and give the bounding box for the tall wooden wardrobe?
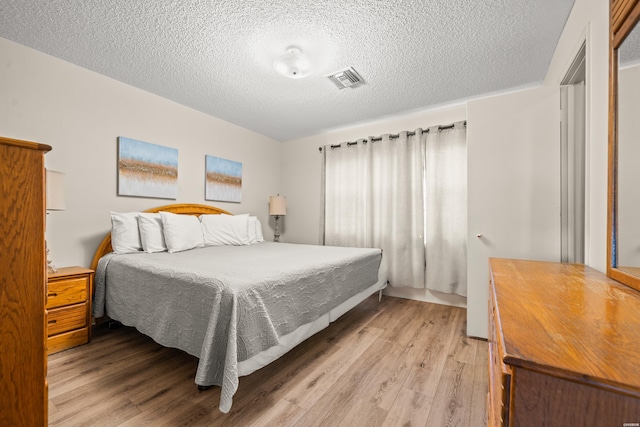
[0,136,51,425]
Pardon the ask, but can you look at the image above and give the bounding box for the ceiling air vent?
[326,67,365,89]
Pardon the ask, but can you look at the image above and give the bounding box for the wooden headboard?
[90,203,231,271]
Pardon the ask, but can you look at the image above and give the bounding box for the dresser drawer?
[47,276,88,309]
[47,303,87,336]
[488,341,511,426]
[489,283,511,426]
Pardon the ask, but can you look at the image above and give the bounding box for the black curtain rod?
[318,121,466,152]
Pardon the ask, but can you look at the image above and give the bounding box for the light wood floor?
[48,295,488,426]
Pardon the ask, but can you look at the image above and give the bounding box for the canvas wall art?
[118,136,178,199]
[205,155,242,203]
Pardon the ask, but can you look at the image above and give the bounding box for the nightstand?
[46,266,94,354]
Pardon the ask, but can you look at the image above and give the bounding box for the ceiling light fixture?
[273,46,311,79]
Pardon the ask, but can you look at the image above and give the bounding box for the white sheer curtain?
[322,122,467,294]
[323,130,426,288]
[424,123,467,296]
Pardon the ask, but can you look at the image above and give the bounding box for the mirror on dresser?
[608,0,640,290]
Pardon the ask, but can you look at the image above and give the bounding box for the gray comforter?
[93,242,382,412]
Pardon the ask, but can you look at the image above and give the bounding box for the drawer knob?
[48,293,58,297]
[48,319,57,324]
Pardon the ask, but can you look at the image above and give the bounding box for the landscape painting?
[118,137,178,199]
[205,155,242,203]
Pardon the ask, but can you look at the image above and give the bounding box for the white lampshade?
[46,170,66,211]
[269,195,287,216]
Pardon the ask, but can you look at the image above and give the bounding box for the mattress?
[93,241,386,412]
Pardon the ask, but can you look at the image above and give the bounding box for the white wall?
[0,37,282,268]
[281,104,468,307]
[544,0,609,273]
[466,86,561,338]
[465,0,610,338]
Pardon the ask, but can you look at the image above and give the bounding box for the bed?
[90,204,387,413]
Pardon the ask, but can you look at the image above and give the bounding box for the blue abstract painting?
[118,136,178,199]
[205,155,242,203]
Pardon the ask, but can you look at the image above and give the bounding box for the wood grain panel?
[47,328,89,355]
[46,277,88,309]
[47,296,488,426]
[512,368,640,426]
[470,346,488,427]
[426,337,476,426]
[46,267,94,353]
[489,258,640,426]
[490,259,640,396]
[47,303,87,336]
[0,137,50,426]
[612,0,635,35]
[613,0,640,44]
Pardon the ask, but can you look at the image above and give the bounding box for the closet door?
[466,87,561,339]
[0,136,51,426]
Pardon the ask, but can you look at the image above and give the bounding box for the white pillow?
[248,216,264,244]
[110,212,142,254]
[200,214,251,246]
[159,211,204,253]
[138,213,167,253]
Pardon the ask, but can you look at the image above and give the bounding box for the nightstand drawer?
[48,303,87,336]
[47,277,88,309]
[48,328,89,355]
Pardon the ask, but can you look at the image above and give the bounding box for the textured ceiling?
[0,0,575,141]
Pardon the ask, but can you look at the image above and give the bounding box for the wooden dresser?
[488,258,640,426]
[47,267,94,354]
[0,136,51,426]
